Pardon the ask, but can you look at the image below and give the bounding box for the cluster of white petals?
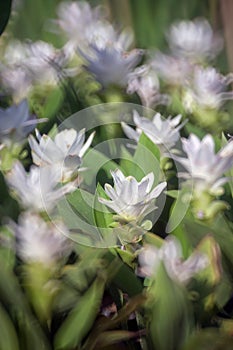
[29,128,95,182]
[122,110,185,157]
[7,161,76,212]
[99,169,166,223]
[12,211,71,265]
[175,134,233,194]
[138,236,208,284]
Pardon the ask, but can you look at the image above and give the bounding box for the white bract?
[167,18,223,61]
[151,52,192,86]
[98,169,166,223]
[138,236,208,284]
[175,134,233,194]
[1,40,74,91]
[12,211,71,265]
[122,110,184,156]
[29,128,95,182]
[183,66,233,111]
[7,161,76,212]
[54,0,103,43]
[0,99,45,145]
[127,65,170,108]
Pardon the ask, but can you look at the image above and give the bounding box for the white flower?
[122,110,185,157]
[183,66,233,111]
[7,161,76,212]
[175,134,233,194]
[1,40,74,90]
[0,66,32,102]
[127,65,170,108]
[138,236,208,284]
[12,211,71,265]
[25,40,73,85]
[53,1,103,43]
[98,169,166,223]
[151,52,192,86]
[0,99,45,145]
[28,128,95,182]
[167,18,223,61]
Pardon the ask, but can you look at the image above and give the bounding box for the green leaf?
[131,132,160,182]
[0,0,12,36]
[82,148,121,187]
[148,263,193,350]
[0,303,19,350]
[54,275,106,350]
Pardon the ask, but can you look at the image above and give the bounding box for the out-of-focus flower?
[53,1,104,44]
[167,18,223,62]
[1,40,75,95]
[79,41,143,87]
[25,40,75,85]
[183,66,233,111]
[7,161,76,212]
[0,66,32,102]
[98,169,166,223]
[175,134,233,195]
[151,52,191,86]
[122,110,185,157]
[138,236,208,284]
[12,211,71,265]
[127,65,170,108]
[0,99,45,145]
[29,128,95,182]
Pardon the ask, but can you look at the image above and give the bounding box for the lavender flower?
[0,99,44,145]
[127,65,170,108]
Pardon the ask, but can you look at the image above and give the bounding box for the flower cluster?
[0,2,232,349]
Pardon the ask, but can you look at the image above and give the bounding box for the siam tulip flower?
[11,211,71,265]
[0,99,46,145]
[79,41,143,88]
[53,0,104,44]
[0,66,32,102]
[122,110,185,157]
[183,66,233,112]
[7,161,77,212]
[138,236,208,284]
[28,128,95,182]
[167,18,223,62]
[98,169,166,223]
[175,134,233,195]
[127,65,170,108]
[151,51,192,86]
[25,40,75,85]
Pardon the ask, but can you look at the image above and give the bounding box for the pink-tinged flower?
[127,65,170,108]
